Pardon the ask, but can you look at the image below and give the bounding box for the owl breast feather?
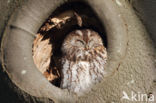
[61,57,106,96]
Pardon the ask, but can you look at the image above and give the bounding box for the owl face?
[71,30,103,49]
[62,29,105,61]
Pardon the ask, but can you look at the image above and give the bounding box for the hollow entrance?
[32,1,107,87]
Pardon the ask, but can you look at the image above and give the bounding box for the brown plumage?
[60,29,107,96]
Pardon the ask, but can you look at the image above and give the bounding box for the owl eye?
[88,40,94,46]
[76,40,85,45]
[88,40,93,43]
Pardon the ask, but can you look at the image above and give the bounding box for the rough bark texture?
[0,0,156,103]
[0,0,54,103]
[131,0,156,44]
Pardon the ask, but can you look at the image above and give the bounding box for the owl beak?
[85,45,89,50]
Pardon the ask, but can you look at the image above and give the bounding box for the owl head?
[61,29,105,61]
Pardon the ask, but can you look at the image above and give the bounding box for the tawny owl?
[60,29,107,96]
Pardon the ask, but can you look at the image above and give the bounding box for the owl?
[60,29,107,96]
